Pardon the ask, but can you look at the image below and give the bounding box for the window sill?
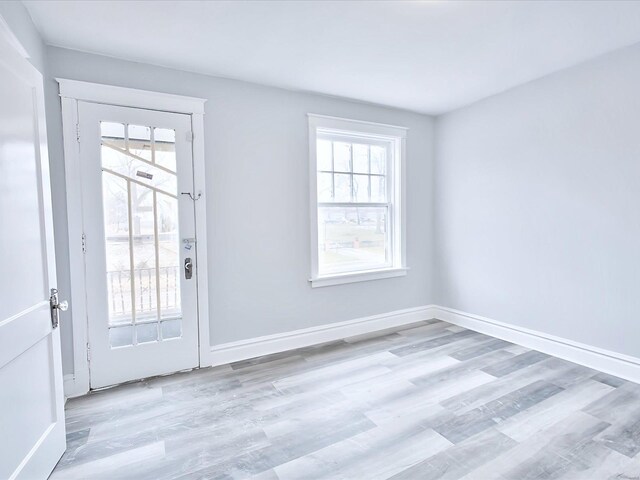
[309,267,408,288]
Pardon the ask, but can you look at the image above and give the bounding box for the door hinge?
[81,233,86,253]
[186,131,194,142]
[76,123,80,143]
[86,342,91,362]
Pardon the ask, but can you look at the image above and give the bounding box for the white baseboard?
[64,304,640,394]
[63,372,90,399]
[208,305,437,367]
[432,305,640,384]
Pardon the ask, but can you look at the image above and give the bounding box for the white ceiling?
[22,0,640,115]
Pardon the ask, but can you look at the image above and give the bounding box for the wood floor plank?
[52,321,640,479]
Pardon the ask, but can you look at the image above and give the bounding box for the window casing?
[308,115,407,287]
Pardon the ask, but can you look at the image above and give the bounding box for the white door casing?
[58,80,210,397]
[0,19,66,480]
[79,102,200,388]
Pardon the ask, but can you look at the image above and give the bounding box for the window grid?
[318,139,387,204]
[315,134,394,275]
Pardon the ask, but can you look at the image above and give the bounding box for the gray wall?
[435,43,640,358]
[0,1,44,72]
[45,47,436,374]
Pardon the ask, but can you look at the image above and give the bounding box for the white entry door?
[0,24,66,480]
[78,102,200,389]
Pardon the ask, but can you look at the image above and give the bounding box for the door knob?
[49,288,68,328]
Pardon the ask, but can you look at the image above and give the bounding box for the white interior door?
[0,24,66,480]
[78,102,199,389]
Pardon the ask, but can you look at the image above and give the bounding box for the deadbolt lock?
[184,257,193,280]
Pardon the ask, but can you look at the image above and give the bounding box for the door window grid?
[100,122,182,348]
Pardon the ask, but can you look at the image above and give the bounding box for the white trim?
[208,306,436,366]
[206,302,640,384]
[60,96,91,397]
[308,114,407,286]
[191,112,212,367]
[307,114,409,135]
[432,305,640,384]
[310,267,408,288]
[62,374,86,399]
[58,80,209,397]
[57,78,206,115]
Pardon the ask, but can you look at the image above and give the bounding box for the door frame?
[58,79,211,397]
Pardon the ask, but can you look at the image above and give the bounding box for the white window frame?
[308,114,407,288]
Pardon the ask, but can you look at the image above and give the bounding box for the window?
[308,114,407,287]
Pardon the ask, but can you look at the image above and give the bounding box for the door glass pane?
[161,319,182,340]
[130,183,157,322]
[109,326,133,348]
[128,124,152,162]
[317,206,389,274]
[136,323,158,344]
[101,146,177,196]
[101,122,183,347]
[103,172,132,324]
[101,122,126,150]
[157,192,181,320]
[154,127,176,172]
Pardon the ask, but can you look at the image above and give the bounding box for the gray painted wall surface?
[0,1,44,72]
[7,4,639,375]
[45,47,436,374]
[435,43,640,358]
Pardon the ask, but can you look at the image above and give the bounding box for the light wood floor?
[51,320,640,479]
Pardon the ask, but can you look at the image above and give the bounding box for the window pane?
[129,184,157,323]
[371,175,387,202]
[353,144,369,174]
[154,128,176,172]
[334,174,352,202]
[109,326,133,348]
[136,323,158,344]
[103,172,133,326]
[101,122,125,150]
[101,145,177,196]
[353,174,369,202]
[161,319,182,340]
[318,206,389,274]
[317,139,332,171]
[371,145,386,174]
[156,192,181,320]
[128,124,152,162]
[333,142,351,172]
[318,172,333,202]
